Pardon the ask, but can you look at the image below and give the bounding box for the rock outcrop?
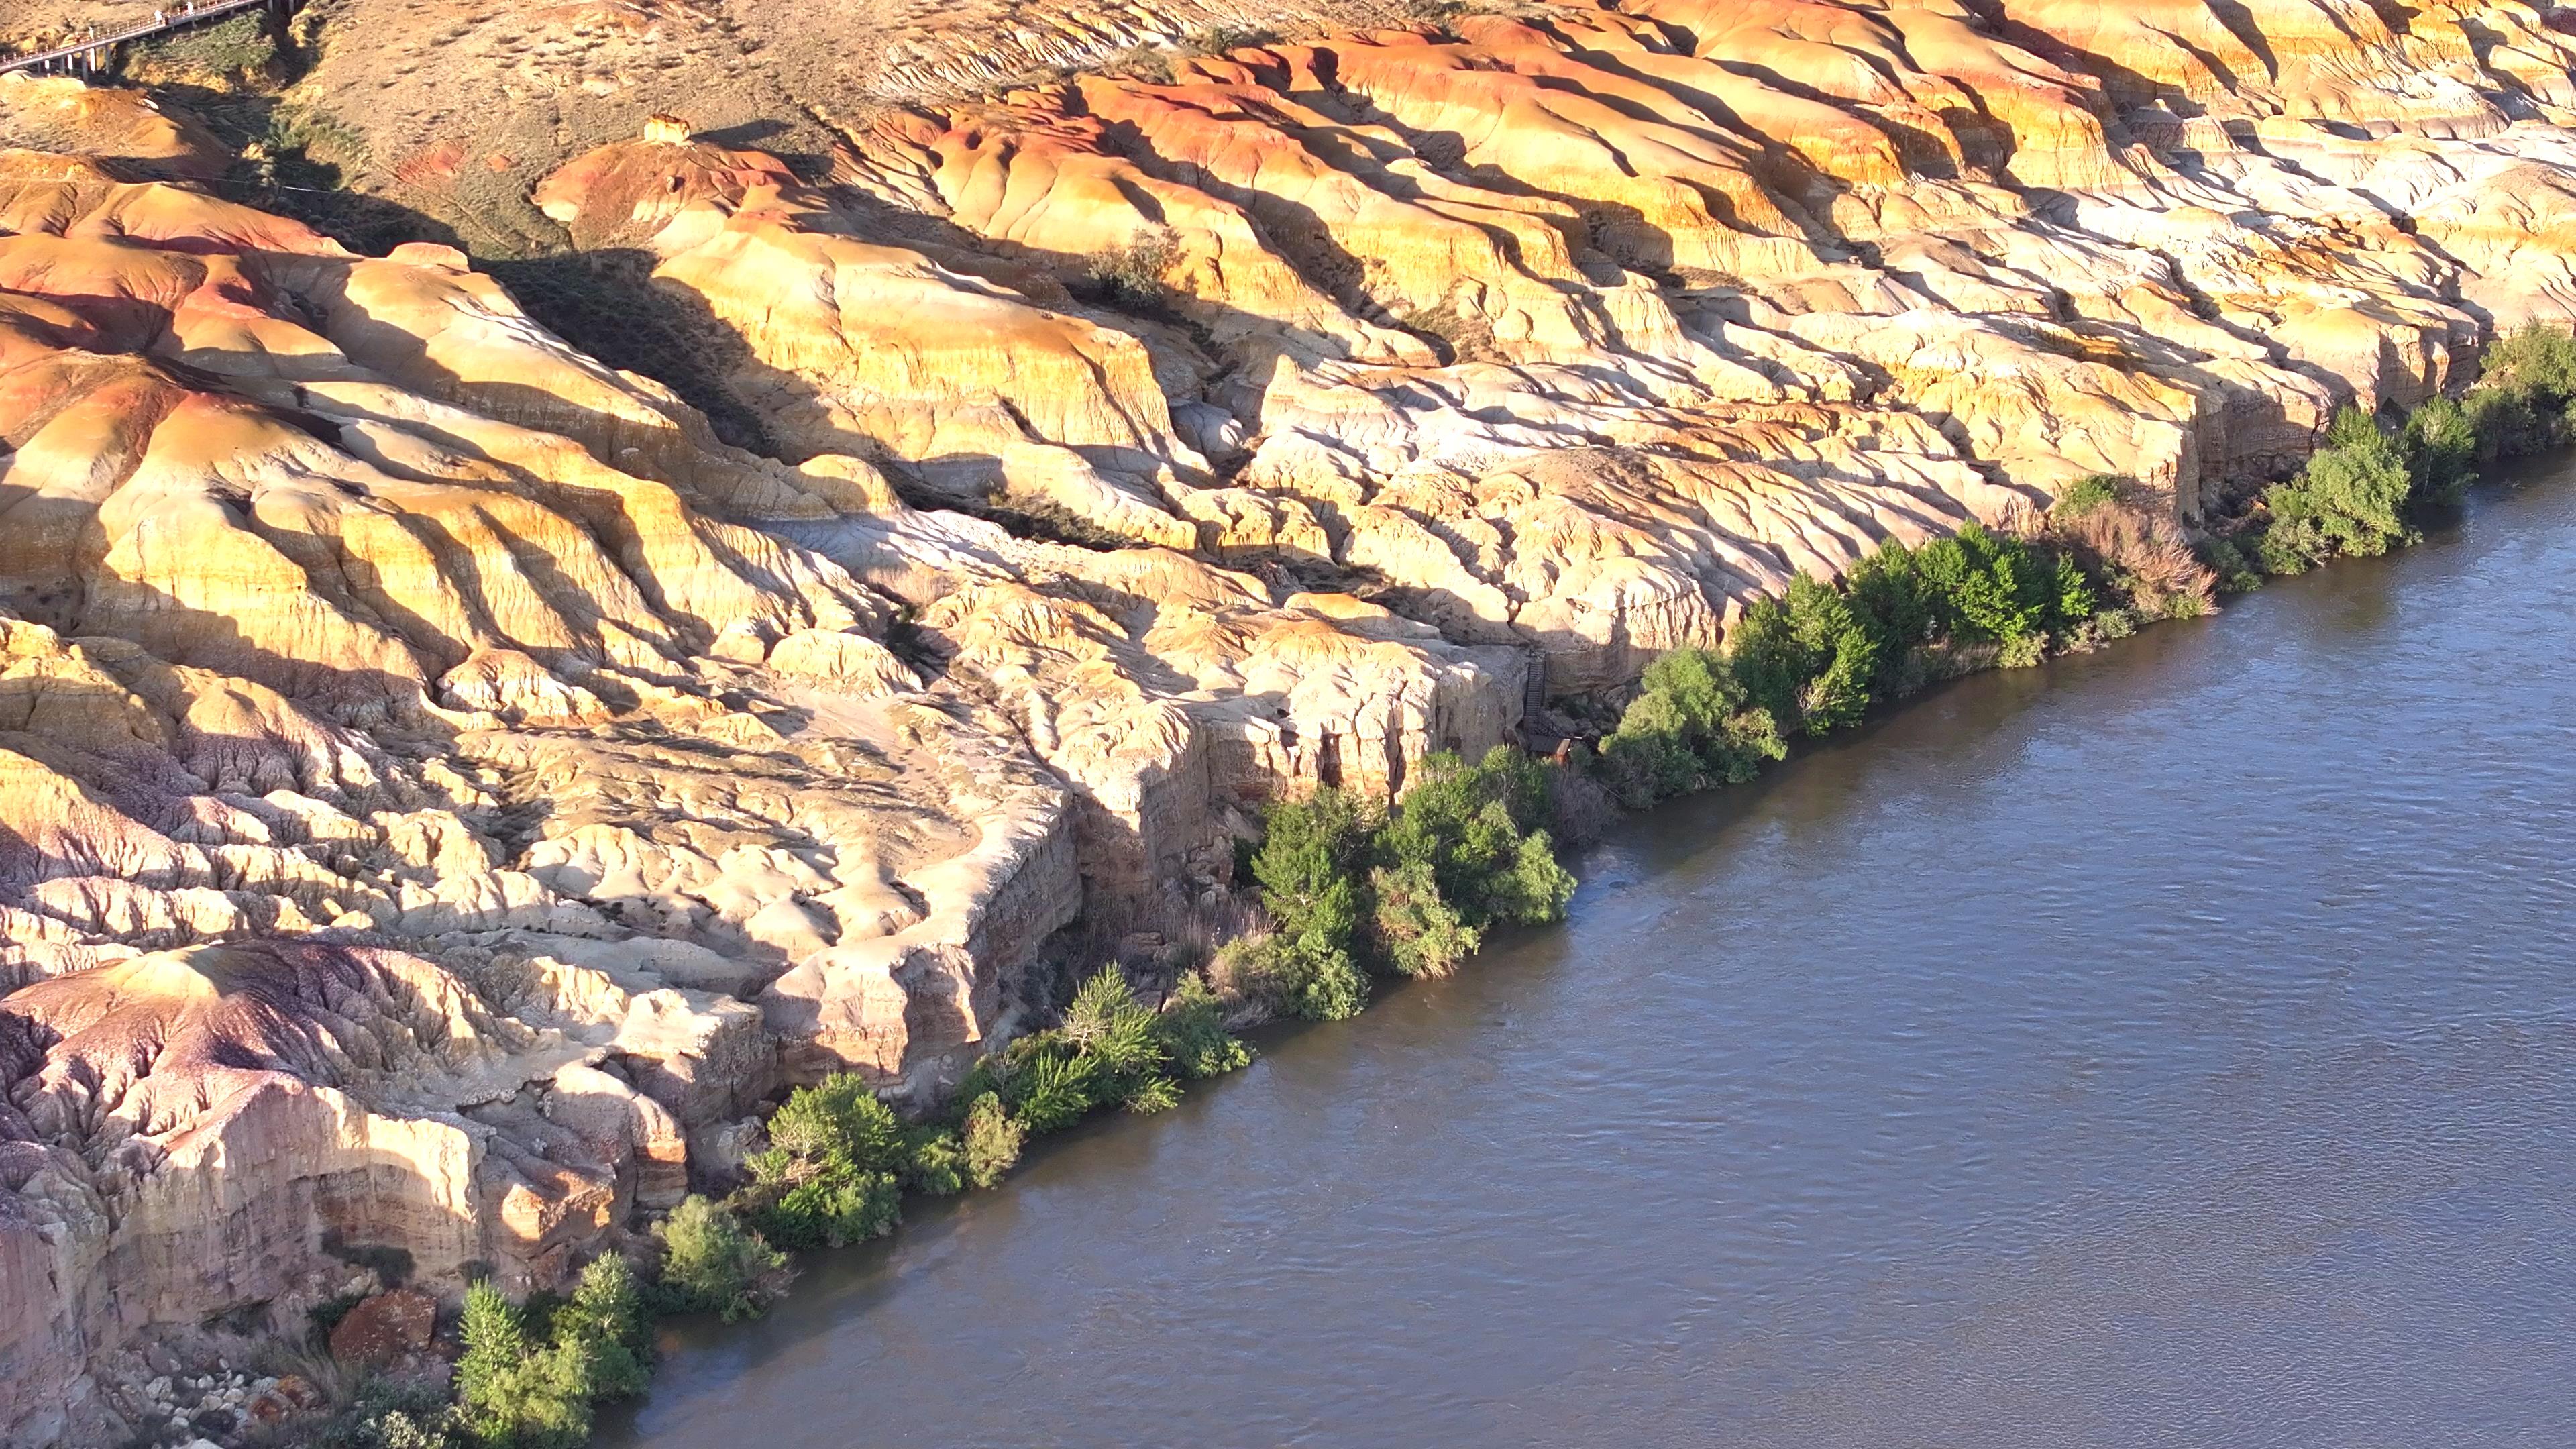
[10,0,2576,1440]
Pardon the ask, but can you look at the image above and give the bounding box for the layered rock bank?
[7,0,2576,1440]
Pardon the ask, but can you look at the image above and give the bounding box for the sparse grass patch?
[122,12,278,86]
[2047,475,2216,620]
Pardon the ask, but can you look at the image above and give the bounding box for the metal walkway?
[1,0,280,78]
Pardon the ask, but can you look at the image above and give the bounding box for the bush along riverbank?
[305,965,1257,1448]
[305,328,2576,1448]
[1594,325,2576,816]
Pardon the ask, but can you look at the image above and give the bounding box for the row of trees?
[1585,321,2576,817]
[1597,514,2152,808]
[2250,325,2576,572]
[733,967,1252,1254]
[337,325,2576,1449]
[373,969,1256,1448]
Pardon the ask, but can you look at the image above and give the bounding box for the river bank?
[400,333,2576,1449]
[601,437,2576,1449]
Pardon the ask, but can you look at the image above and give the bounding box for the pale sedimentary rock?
[11,0,2576,1438]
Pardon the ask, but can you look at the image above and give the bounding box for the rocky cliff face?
[6,0,2576,1440]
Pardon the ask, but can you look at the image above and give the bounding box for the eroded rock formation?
[9,0,2576,1440]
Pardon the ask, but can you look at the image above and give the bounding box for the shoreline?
[404,329,2576,1449]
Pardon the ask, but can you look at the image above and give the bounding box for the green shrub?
[1083,225,1178,309]
[968,967,1226,1130]
[306,1377,462,1449]
[2051,551,2098,624]
[1157,974,1252,1079]
[740,1074,911,1249]
[1183,23,1279,51]
[959,1092,1026,1188]
[2261,407,2416,565]
[1375,747,1573,928]
[2240,327,2576,574]
[2467,325,2576,455]
[2054,474,2123,517]
[1599,521,2128,804]
[454,1283,592,1449]
[2050,486,2218,618]
[1060,967,1185,1110]
[1238,745,1577,997]
[553,1255,649,1402]
[1597,647,1784,806]
[125,11,275,80]
[2196,535,2264,592]
[746,1156,902,1250]
[1371,858,1479,977]
[902,1126,969,1195]
[652,1196,788,1322]
[1215,930,1370,1020]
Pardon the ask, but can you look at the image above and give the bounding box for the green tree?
[1244,787,1379,1018]
[1250,788,1375,941]
[741,1074,910,1249]
[1784,575,1878,733]
[553,1254,649,1401]
[763,1074,902,1169]
[1723,595,1807,727]
[453,1283,527,1426]
[748,1153,902,1249]
[1157,973,1252,1079]
[653,1195,786,1322]
[1597,647,1786,806]
[455,1283,592,1449]
[959,1091,1025,1188]
[1375,749,1573,930]
[2263,407,2415,565]
[2402,394,2477,504]
[1720,575,1884,735]
[1913,524,2051,643]
[1371,858,1479,977]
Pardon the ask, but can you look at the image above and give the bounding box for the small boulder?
[328,1289,437,1368]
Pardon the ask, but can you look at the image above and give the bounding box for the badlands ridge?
[5,0,2576,1438]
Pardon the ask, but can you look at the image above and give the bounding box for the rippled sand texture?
[5,0,2576,1439]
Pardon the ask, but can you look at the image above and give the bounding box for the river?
[604,462,2576,1448]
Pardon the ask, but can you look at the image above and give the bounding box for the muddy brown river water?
[606,462,2576,1448]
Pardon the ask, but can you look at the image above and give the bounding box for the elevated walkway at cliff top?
[1,0,288,78]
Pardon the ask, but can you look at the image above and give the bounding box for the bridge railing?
[0,0,278,77]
